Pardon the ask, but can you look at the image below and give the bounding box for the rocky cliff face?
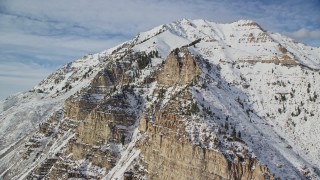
[0,19,319,180]
[138,112,272,180]
[138,56,272,179]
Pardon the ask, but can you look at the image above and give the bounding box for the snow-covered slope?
[0,18,319,179]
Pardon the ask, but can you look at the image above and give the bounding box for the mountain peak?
[0,18,320,179]
[175,18,258,27]
[233,19,257,25]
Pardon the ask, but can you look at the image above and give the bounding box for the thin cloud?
[290,28,320,40]
[286,28,320,46]
[0,62,53,100]
[0,31,127,66]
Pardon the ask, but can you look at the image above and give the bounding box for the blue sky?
[0,0,319,100]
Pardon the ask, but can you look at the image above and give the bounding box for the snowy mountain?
[0,18,320,179]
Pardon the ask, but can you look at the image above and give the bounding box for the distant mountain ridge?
[0,18,319,179]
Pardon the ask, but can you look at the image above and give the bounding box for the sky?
[0,0,319,100]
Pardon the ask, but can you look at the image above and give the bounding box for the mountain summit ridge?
[0,19,319,179]
[133,18,319,68]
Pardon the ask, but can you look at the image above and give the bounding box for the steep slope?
[0,18,319,179]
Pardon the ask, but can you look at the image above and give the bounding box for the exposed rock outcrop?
[157,48,199,86]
